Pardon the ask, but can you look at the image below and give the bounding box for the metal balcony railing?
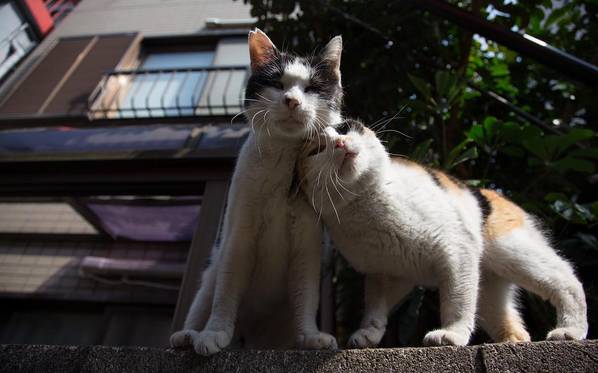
[88,65,250,119]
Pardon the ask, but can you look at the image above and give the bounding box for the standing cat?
[170,29,343,355]
[297,119,587,347]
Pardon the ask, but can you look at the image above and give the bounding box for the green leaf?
[411,138,434,163]
[555,128,594,155]
[446,145,478,170]
[570,148,598,159]
[434,71,452,96]
[408,74,431,100]
[552,157,595,174]
[545,192,568,202]
[523,137,550,160]
[467,123,485,145]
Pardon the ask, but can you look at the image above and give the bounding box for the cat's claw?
[170,329,201,348]
[423,329,469,346]
[347,327,385,349]
[194,330,232,356]
[546,326,587,341]
[297,332,338,350]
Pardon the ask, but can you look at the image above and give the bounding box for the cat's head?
[298,119,388,202]
[244,29,343,140]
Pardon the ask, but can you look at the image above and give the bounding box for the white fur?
[170,39,342,355]
[300,126,588,347]
[283,60,312,84]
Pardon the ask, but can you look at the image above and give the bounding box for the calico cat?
[170,29,343,355]
[297,119,588,347]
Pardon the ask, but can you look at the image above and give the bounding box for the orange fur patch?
[390,156,426,172]
[481,189,525,238]
[431,169,463,192]
[497,314,531,343]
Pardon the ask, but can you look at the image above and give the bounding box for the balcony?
[88,65,250,119]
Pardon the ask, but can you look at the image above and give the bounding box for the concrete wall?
[1,340,597,373]
[55,0,251,38]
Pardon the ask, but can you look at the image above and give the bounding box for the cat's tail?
[484,208,588,340]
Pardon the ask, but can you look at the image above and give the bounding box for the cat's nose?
[285,96,301,110]
[335,139,346,149]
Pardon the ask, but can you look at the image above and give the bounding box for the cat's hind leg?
[477,269,530,343]
[486,220,587,340]
[170,262,217,348]
[348,275,413,349]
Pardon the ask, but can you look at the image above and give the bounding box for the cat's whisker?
[329,171,345,201]
[317,181,325,223]
[325,177,341,224]
[375,129,411,138]
[230,108,251,126]
[255,93,273,102]
[335,171,359,196]
[370,106,409,134]
[250,109,266,134]
[250,109,266,156]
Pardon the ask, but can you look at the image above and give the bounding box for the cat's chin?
[267,120,312,140]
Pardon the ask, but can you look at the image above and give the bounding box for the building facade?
[0,0,255,347]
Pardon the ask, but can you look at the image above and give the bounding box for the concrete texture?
[1,340,597,373]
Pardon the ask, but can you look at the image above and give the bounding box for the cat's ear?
[248,28,277,72]
[320,35,342,77]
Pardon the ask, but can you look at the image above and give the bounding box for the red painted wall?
[23,0,54,36]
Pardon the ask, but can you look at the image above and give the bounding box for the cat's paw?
[296,332,338,350]
[170,329,201,348]
[546,326,587,341]
[423,329,469,346]
[347,327,385,349]
[499,328,531,343]
[193,330,232,356]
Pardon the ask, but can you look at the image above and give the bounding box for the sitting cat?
[297,119,588,347]
[170,29,343,355]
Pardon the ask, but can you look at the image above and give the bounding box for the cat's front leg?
[348,275,413,348]
[290,200,337,350]
[423,247,480,347]
[194,225,257,356]
[170,263,217,348]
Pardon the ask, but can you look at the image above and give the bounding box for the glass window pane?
[119,51,214,118]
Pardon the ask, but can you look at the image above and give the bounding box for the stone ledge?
[1,340,597,373]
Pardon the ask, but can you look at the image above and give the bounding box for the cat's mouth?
[337,149,358,172]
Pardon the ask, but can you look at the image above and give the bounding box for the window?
[90,37,250,119]
[118,50,214,118]
[0,2,37,81]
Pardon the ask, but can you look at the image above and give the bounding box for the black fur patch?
[245,50,343,111]
[337,118,365,135]
[426,168,442,187]
[470,187,492,221]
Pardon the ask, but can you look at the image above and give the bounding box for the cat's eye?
[304,85,317,93]
[307,143,327,156]
[336,121,350,135]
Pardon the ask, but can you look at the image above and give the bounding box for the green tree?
[239,0,598,345]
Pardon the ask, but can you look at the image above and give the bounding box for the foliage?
[238,0,598,344]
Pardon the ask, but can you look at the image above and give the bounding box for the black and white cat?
[170,29,343,355]
[298,119,588,347]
